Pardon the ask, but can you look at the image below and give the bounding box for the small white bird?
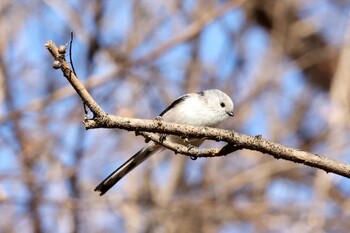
[95,89,234,195]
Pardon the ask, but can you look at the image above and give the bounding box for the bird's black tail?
[94,146,155,196]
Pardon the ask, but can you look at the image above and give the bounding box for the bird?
[94,89,234,195]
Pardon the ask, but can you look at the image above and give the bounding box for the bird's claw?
[159,134,166,143]
[187,144,198,160]
[155,116,163,126]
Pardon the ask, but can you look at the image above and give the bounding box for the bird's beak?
[227,111,234,117]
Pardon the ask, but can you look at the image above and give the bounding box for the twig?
[139,132,242,158]
[45,40,105,117]
[69,31,77,77]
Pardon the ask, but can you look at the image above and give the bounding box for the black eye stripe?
[220,102,225,107]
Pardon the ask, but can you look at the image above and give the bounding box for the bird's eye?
[220,102,225,108]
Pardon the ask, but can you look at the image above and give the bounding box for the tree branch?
[45,40,105,117]
[45,40,350,180]
[138,131,242,158]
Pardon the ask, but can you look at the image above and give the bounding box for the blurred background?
[1,0,350,232]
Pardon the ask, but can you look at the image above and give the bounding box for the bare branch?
[139,131,242,158]
[45,40,105,117]
[85,114,350,178]
[45,39,350,184]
